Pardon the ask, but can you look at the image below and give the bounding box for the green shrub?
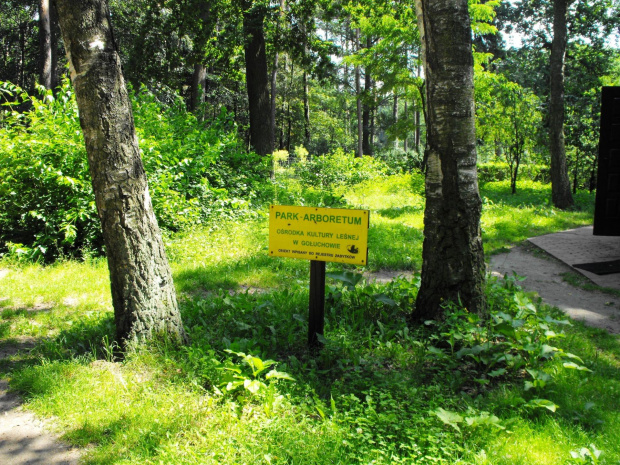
[0,81,270,261]
[374,147,425,173]
[132,87,270,228]
[295,148,391,190]
[478,161,550,184]
[0,80,101,262]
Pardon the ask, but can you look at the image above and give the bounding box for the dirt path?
[490,245,620,334]
[0,338,81,464]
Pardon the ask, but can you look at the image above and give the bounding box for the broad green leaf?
[433,408,463,431]
[526,399,558,412]
[563,362,592,372]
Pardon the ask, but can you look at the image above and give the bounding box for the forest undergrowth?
[1,171,618,464]
[1,82,618,464]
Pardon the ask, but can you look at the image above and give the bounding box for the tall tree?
[54,0,188,347]
[506,0,617,206]
[548,0,574,208]
[413,0,486,320]
[241,0,274,156]
[355,27,363,157]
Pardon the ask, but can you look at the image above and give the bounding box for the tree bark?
[393,91,399,150]
[355,28,363,158]
[50,1,60,89]
[242,1,274,156]
[55,0,188,348]
[413,0,486,320]
[271,0,286,150]
[39,0,52,89]
[549,0,574,209]
[362,37,372,156]
[303,70,310,147]
[190,63,207,112]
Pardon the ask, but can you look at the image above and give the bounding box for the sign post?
[269,205,370,349]
[308,260,326,349]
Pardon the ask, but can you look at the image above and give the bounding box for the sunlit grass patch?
[0,259,112,339]
[1,174,611,465]
[480,181,594,255]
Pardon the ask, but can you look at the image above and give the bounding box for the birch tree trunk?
[549,0,574,209]
[55,0,188,347]
[413,0,486,320]
[39,0,52,89]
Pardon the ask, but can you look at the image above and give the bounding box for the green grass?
[1,174,618,465]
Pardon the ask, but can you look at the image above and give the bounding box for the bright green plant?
[0,80,271,260]
[0,80,100,261]
[294,148,392,191]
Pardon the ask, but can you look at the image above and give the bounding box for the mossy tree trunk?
[55,0,188,348]
[413,0,486,321]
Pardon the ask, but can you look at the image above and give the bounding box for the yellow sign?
[269,205,369,265]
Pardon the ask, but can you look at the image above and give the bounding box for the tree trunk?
[55,0,188,348]
[404,100,409,152]
[393,91,399,150]
[270,0,286,150]
[39,0,52,89]
[18,23,26,88]
[242,2,273,156]
[270,53,279,147]
[355,28,363,158]
[303,70,310,147]
[190,63,207,112]
[362,38,372,156]
[549,0,574,209]
[413,0,486,321]
[189,2,213,114]
[50,1,60,89]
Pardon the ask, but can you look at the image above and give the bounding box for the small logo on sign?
[347,245,359,254]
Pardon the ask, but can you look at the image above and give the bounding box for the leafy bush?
[132,86,270,228]
[0,81,270,261]
[295,148,391,191]
[0,80,101,262]
[478,161,550,184]
[374,147,425,173]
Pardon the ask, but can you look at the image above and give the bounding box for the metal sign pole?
[308,260,326,350]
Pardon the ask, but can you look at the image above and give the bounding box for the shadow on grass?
[375,204,423,219]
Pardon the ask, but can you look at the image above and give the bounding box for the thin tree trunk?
[50,1,60,89]
[55,0,187,347]
[303,70,310,147]
[39,0,52,89]
[190,3,213,113]
[549,0,574,209]
[393,91,399,150]
[355,28,363,158]
[404,100,409,152]
[190,63,207,112]
[415,63,422,152]
[270,0,286,149]
[362,37,372,156]
[242,1,273,156]
[413,0,485,320]
[18,23,26,88]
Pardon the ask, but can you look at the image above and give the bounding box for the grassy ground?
[1,175,618,465]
